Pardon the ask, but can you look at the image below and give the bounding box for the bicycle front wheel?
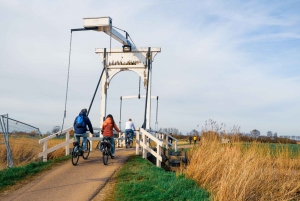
[72,147,79,166]
[103,148,109,165]
[82,140,90,159]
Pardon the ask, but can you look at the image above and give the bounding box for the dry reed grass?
[184,130,300,201]
[0,136,67,169]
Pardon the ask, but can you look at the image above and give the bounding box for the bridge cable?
[142,47,151,130]
[112,25,136,47]
[155,96,159,131]
[59,31,73,137]
[58,27,99,137]
[138,76,141,99]
[119,96,122,130]
[109,28,112,55]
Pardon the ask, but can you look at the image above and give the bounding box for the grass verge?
[0,155,70,191]
[114,155,210,201]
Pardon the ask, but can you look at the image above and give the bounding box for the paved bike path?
[2,148,135,201]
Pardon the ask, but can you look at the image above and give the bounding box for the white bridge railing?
[39,127,105,162]
[136,127,163,167]
[38,127,74,162]
[39,126,178,167]
[156,132,178,152]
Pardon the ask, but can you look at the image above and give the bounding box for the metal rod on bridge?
[119,96,122,129]
[71,27,98,32]
[143,47,151,129]
[87,48,107,116]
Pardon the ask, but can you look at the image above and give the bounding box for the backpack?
[75,115,86,128]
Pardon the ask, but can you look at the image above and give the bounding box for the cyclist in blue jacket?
[73,109,94,151]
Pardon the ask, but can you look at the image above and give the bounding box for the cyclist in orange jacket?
[102,114,120,157]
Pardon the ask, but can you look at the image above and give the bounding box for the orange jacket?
[102,117,120,137]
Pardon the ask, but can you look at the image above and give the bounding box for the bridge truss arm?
[83,17,135,48]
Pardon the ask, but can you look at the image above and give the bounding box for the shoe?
[111,153,115,158]
[83,149,88,152]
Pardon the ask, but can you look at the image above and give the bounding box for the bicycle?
[99,137,114,165]
[125,130,135,148]
[71,139,90,166]
[125,133,133,148]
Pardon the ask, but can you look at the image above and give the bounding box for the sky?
[0,0,299,136]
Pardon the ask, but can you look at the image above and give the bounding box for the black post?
[87,67,106,116]
[143,47,151,129]
[119,96,122,130]
[71,27,98,32]
[103,48,107,119]
[87,48,107,116]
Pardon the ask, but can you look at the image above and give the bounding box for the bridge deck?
[1,148,135,201]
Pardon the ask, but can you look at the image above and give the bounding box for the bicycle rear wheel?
[129,140,133,148]
[103,147,109,165]
[72,146,79,166]
[125,136,129,148]
[82,140,90,159]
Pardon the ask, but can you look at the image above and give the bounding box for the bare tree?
[191,129,199,136]
[267,131,273,137]
[52,126,61,134]
[250,129,260,139]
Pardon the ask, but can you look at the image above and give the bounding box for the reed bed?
[184,131,300,201]
[0,136,67,169]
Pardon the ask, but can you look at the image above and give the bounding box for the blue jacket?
[73,111,94,134]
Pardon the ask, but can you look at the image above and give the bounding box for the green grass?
[0,155,70,191]
[114,155,210,201]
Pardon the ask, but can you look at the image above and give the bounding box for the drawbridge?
[39,17,187,170]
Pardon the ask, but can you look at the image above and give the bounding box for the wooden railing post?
[166,135,169,148]
[122,132,125,147]
[142,132,147,159]
[89,132,93,151]
[66,131,70,155]
[175,140,178,152]
[156,143,161,167]
[43,141,47,162]
[136,129,140,155]
[166,146,169,167]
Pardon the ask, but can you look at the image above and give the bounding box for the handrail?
[39,127,74,162]
[39,126,178,167]
[136,127,163,167]
[39,127,73,143]
[155,132,178,152]
[39,126,124,162]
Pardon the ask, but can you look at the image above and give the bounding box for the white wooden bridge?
[39,127,178,168]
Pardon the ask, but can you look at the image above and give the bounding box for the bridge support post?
[100,48,107,136]
[146,56,152,130]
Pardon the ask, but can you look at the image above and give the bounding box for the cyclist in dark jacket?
[73,109,94,151]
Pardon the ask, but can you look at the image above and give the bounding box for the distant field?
[241,142,300,157]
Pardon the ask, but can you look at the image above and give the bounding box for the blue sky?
[0,0,299,136]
